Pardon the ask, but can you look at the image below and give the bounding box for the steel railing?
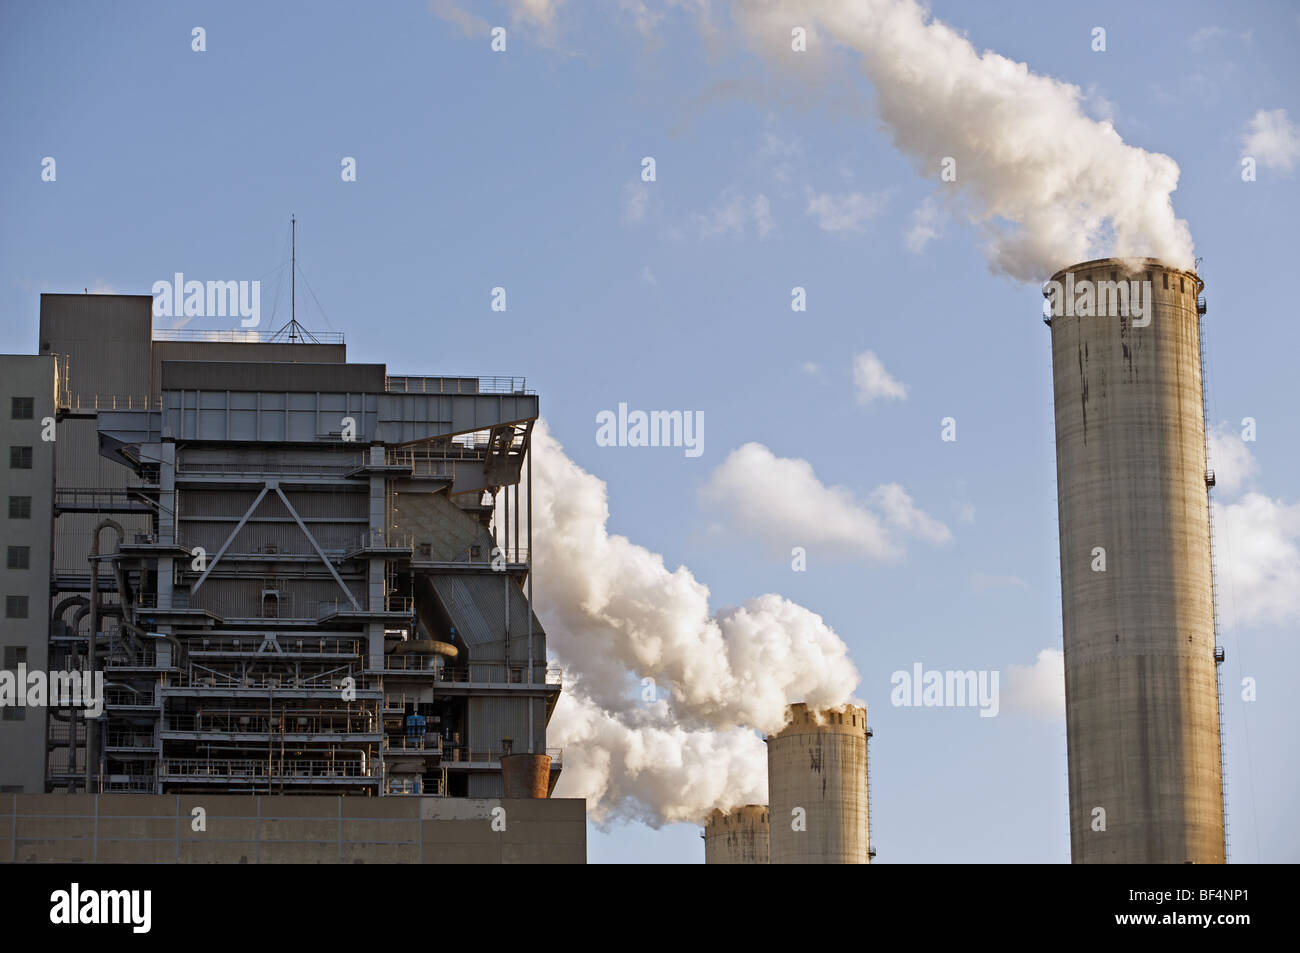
[153,328,345,344]
[105,688,156,707]
[442,747,562,765]
[384,735,443,753]
[356,530,414,551]
[177,459,360,474]
[105,731,156,748]
[384,376,530,395]
[160,758,371,779]
[168,668,376,691]
[377,661,558,686]
[187,635,362,656]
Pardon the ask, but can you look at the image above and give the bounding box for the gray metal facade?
[9,294,560,802]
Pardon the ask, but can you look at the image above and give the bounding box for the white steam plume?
[732,0,1195,279]
[511,421,860,825]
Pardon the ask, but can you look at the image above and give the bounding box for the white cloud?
[1197,428,1300,628]
[805,187,888,232]
[701,442,949,560]
[1242,108,1300,172]
[1190,25,1227,48]
[871,483,953,544]
[618,0,664,36]
[853,350,907,404]
[1207,421,1258,495]
[509,0,564,31]
[1189,25,1252,50]
[904,195,944,253]
[756,126,805,183]
[1002,648,1065,718]
[1215,493,1300,627]
[427,0,488,35]
[694,190,774,239]
[623,182,651,224]
[751,194,774,236]
[429,0,566,43]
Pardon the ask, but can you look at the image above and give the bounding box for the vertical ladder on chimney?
[865,723,876,860]
[1198,292,1231,863]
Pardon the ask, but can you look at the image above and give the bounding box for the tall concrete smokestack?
[703,805,770,864]
[1046,257,1225,863]
[766,703,870,864]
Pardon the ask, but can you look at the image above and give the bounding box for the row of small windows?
[2,646,26,721]
[801,710,859,726]
[1104,270,1189,294]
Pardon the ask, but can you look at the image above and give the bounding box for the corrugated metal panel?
[151,341,346,397]
[161,361,384,393]
[179,446,359,471]
[192,577,362,618]
[54,513,152,572]
[163,389,379,443]
[468,697,531,753]
[428,575,546,664]
[468,774,504,797]
[282,489,366,519]
[39,295,152,400]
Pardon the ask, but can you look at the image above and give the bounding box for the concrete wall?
[766,703,869,864]
[1,794,585,863]
[1048,258,1224,863]
[704,805,769,864]
[0,356,57,792]
[150,341,345,396]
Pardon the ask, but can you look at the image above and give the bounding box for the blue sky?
[2,0,1297,863]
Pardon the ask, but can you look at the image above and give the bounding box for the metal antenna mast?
[290,214,297,342]
[270,214,325,344]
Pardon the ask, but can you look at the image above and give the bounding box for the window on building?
[5,596,28,619]
[10,397,33,420]
[7,497,31,519]
[2,646,26,721]
[9,447,33,469]
[6,546,29,570]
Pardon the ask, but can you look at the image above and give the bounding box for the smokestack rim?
[1046,256,1203,294]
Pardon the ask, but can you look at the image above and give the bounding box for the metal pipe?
[527,436,534,752]
[87,519,123,793]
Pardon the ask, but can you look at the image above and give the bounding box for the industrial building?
[1,293,583,862]
[704,702,872,865]
[1046,258,1226,863]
